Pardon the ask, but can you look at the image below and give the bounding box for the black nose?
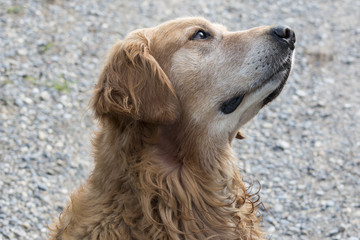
[271,26,296,50]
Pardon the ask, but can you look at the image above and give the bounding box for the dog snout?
[270,26,296,50]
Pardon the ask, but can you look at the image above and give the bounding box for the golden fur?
[49,17,295,239]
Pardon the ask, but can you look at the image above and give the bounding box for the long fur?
[49,18,268,240]
[50,124,263,239]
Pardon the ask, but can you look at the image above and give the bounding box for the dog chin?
[230,69,290,142]
[261,52,295,106]
[262,66,291,107]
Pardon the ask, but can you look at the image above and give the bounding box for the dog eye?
[220,95,245,114]
[191,30,210,40]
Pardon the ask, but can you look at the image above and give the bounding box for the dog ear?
[91,30,179,124]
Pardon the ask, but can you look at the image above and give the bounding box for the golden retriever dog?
[49,17,295,240]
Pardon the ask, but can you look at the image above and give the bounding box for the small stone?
[268,226,276,233]
[276,140,290,149]
[327,226,346,237]
[17,48,28,56]
[38,185,48,191]
[24,97,33,105]
[38,131,46,140]
[60,95,69,106]
[324,78,335,84]
[14,99,24,107]
[263,122,272,128]
[32,87,39,95]
[273,204,283,212]
[51,55,60,62]
[315,190,325,196]
[344,103,352,109]
[40,91,51,101]
[326,200,335,207]
[45,144,53,152]
[316,101,326,107]
[347,237,359,240]
[296,89,307,97]
[289,226,299,233]
[22,222,31,230]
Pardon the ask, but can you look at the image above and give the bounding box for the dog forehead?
[155,17,212,31]
[142,18,226,74]
[149,17,226,43]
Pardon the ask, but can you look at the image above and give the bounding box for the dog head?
[92,17,295,145]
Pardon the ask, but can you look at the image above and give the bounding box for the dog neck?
[87,120,262,238]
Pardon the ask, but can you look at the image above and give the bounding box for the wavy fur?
[47,17,295,240]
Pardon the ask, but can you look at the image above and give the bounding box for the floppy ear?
[91,30,179,124]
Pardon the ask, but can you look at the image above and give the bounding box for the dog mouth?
[230,56,293,140]
[243,54,293,108]
[253,57,291,94]
[221,57,292,115]
[261,59,292,106]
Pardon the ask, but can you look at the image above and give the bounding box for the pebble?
[273,204,284,213]
[24,97,34,105]
[38,131,46,140]
[40,91,51,101]
[327,226,346,237]
[276,140,290,149]
[315,190,325,196]
[17,48,28,56]
[14,98,24,107]
[295,89,307,97]
[267,226,276,233]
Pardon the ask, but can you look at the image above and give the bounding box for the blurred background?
[0,0,359,239]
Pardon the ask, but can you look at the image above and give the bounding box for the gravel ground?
[0,0,359,239]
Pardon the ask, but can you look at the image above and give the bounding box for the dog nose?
[271,26,296,50]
